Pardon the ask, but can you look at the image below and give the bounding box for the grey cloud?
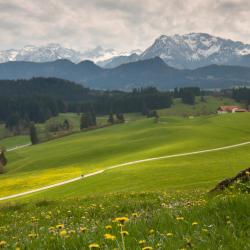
[0,0,250,51]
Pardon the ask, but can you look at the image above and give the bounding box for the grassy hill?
[0,112,250,249]
[0,95,239,150]
[1,113,250,198]
[158,96,240,116]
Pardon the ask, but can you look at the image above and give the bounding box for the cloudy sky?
[0,0,250,51]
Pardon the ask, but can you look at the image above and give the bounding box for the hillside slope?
[1,113,250,198]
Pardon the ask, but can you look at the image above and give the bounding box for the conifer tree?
[63,119,70,130]
[108,113,114,124]
[116,113,125,123]
[30,122,39,145]
[90,106,97,126]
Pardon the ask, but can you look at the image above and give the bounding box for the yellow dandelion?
[59,230,67,237]
[114,217,129,224]
[142,247,153,250]
[28,233,38,239]
[139,240,146,245]
[121,231,129,236]
[132,212,139,218]
[176,216,184,221]
[89,243,100,249]
[56,224,65,229]
[192,222,198,226]
[166,232,173,237]
[105,225,112,230]
[149,229,155,234]
[0,241,7,248]
[104,233,116,240]
[80,227,87,233]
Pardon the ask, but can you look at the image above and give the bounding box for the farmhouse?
[217,106,248,114]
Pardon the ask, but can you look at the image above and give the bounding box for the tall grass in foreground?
[0,191,249,249]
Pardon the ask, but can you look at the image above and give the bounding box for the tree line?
[173,87,201,105]
[0,78,173,126]
[232,87,250,108]
[0,78,204,139]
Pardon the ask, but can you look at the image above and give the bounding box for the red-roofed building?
[217,106,248,114]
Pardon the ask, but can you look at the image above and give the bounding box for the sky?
[0,0,250,52]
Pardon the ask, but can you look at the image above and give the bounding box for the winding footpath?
[1,141,250,201]
[6,143,31,152]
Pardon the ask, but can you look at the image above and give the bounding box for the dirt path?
[6,143,31,152]
[1,141,250,201]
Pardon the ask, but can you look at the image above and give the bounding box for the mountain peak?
[139,33,250,69]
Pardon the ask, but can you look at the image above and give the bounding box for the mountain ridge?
[101,33,250,69]
[1,57,250,90]
[2,33,250,69]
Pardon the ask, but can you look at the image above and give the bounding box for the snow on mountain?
[0,44,132,64]
[0,44,83,63]
[83,46,134,63]
[140,33,250,68]
[99,33,250,69]
[1,33,250,69]
[96,49,142,68]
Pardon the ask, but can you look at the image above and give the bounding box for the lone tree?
[107,113,114,124]
[153,111,159,123]
[90,106,97,126]
[116,113,125,123]
[141,102,149,116]
[30,122,39,145]
[0,148,7,174]
[63,119,70,130]
[80,113,89,130]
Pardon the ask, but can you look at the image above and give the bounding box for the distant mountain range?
[1,57,250,90]
[102,33,250,69]
[0,44,137,65]
[2,33,250,69]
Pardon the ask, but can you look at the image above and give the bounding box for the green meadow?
[158,96,239,116]
[0,192,249,250]
[0,99,249,249]
[1,113,250,198]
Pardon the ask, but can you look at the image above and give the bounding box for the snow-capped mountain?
[140,33,250,69]
[96,50,142,68]
[0,44,84,63]
[83,46,135,63]
[1,33,250,69]
[100,33,250,69]
[0,44,132,64]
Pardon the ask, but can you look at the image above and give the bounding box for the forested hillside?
[0,77,91,101]
[1,58,250,90]
[0,78,173,124]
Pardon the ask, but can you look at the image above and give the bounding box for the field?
[0,95,238,148]
[0,112,250,198]
[0,192,249,250]
[158,96,240,117]
[0,99,249,249]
